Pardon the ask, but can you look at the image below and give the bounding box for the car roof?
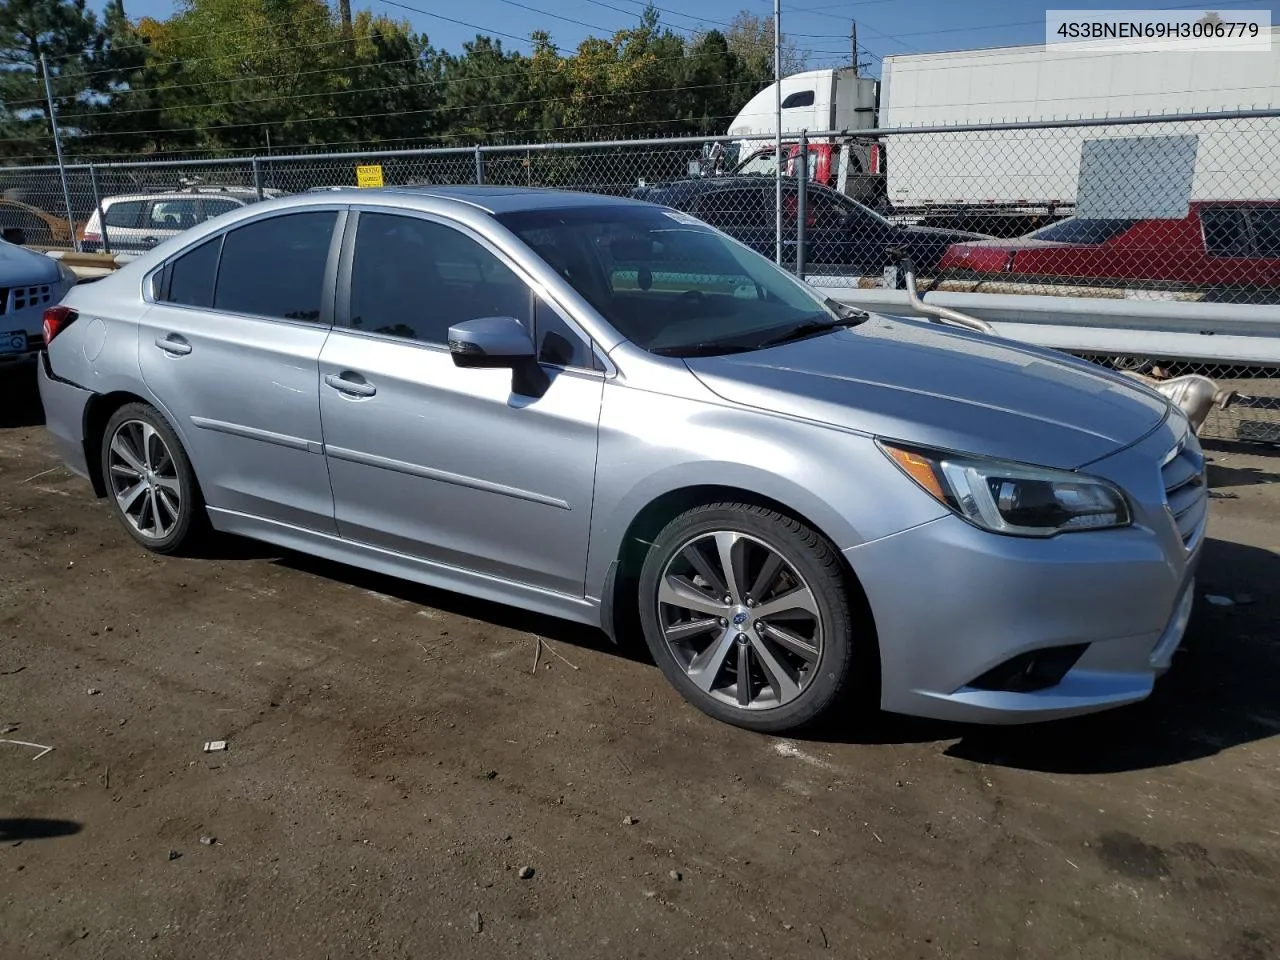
[376,185,648,214]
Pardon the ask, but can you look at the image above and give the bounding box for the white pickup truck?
[0,228,78,366]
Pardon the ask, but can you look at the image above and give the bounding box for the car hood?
[684,315,1170,470]
[0,241,59,285]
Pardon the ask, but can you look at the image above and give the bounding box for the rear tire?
[638,502,860,733]
[100,402,206,555]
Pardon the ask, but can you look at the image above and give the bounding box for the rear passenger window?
[213,212,337,322]
[166,236,221,308]
[1202,208,1249,257]
[104,201,144,228]
[348,213,531,344]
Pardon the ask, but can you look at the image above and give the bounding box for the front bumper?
[847,420,1202,725]
[36,353,94,481]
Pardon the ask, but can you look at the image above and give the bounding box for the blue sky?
[112,0,1280,75]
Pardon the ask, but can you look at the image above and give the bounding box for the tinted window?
[535,298,593,369]
[348,213,531,343]
[1249,207,1280,257]
[781,90,816,109]
[104,200,144,228]
[696,189,770,231]
[213,211,337,322]
[166,236,221,308]
[1201,208,1249,256]
[1028,218,1138,244]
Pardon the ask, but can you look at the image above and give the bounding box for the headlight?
[880,441,1131,537]
[57,261,78,290]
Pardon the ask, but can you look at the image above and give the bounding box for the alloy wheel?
[107,419,183,541]
[656,531,824,710]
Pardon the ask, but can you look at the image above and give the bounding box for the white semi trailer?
[878,32,1280,233]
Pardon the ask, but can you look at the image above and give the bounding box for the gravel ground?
[2,369,1278,960]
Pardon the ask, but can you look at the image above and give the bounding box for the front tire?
[638,502,860,732]
[100,402,205,555]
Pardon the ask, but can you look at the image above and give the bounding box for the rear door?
[1199,206,1263,288]
[100,199,149,253]
[138,208,344,533]
[1245,206,1280,289]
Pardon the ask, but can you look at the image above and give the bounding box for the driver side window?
[347,212,532,343]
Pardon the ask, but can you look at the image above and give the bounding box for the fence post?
[252,157,264,201]
[474,145,485,185]
[39,53,80,253]
[796,132,808,280]
[88,163,110,256]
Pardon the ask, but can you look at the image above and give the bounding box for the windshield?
[499,205,860,357]
[735,151,778,177]
[1028,217,1139,244]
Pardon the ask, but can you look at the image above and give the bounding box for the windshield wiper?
[752,314,863,350]
[650,342,755,358]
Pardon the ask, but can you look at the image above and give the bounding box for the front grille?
[1161,433,1207,550]
[11,285,53,312]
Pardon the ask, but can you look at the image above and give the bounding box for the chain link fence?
[1,110,1277,443]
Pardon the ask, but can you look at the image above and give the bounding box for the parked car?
[81,186,286,253]
[938,202,1280,291]
[39,186,1203,733]
[633,178,986,274]
[0,198,76,248]
[0,227,78,366]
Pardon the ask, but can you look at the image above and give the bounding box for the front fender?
[584,380,948,601]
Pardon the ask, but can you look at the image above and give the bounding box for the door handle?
[155,334,192,356]
[324,372,376,398]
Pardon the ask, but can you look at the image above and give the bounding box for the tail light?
[869,143,882,175]
[83,231,101,243]
[42,305,78,345]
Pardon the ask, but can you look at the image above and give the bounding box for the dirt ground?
[2,369,1278,960]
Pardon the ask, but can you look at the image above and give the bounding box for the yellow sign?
[355,164,384,188]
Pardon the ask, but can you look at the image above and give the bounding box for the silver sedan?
[37,187,1204,732]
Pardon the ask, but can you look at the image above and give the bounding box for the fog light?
[968,644,1088,693]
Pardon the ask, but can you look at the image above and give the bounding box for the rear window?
[1027,218,1138,244]
[104,200,145,229]
[1201,208,1250,257]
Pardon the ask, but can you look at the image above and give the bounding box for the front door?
[317,210,603,596]
[137,209,343,533]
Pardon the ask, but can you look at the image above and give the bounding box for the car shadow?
[211,525,1276,773]
[814,536,1280,773]
[0,818,81,843]
[0,364,44,428]
[272,549,644,664]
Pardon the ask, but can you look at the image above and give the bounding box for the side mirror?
[448,316,536,369]
[2,227,26,246]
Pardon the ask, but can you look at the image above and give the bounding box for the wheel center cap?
[731,608,749,627]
